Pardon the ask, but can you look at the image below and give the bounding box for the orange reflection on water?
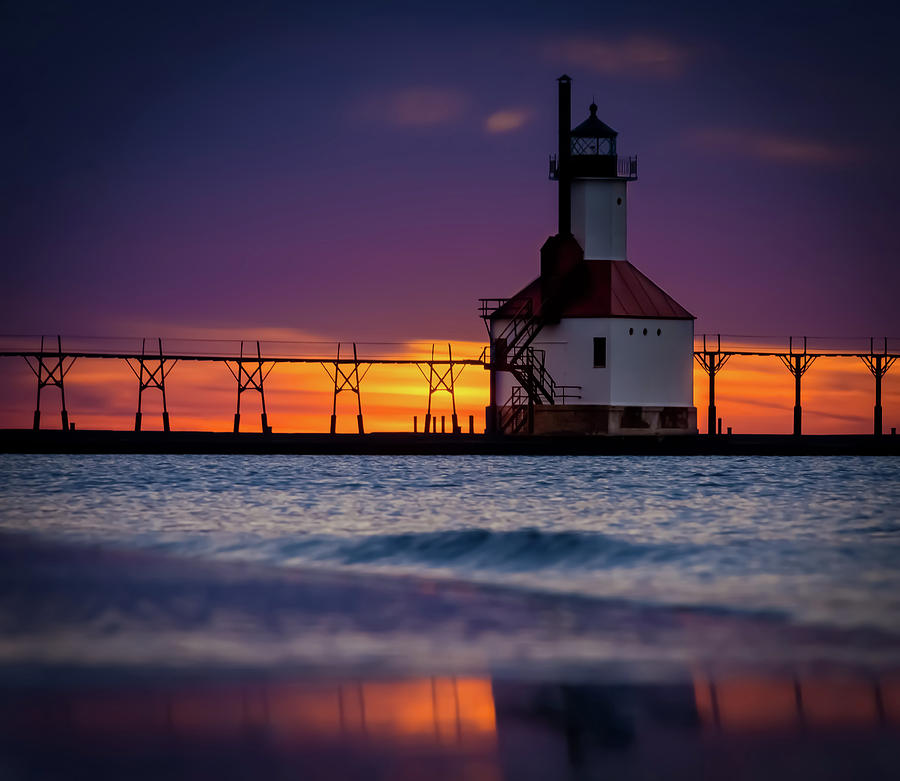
[352,678,496,745]
[693,673,894,732]
[693,675,799,731]
[801,677,881,728]
[46,676,497,750]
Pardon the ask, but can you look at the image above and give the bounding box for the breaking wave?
[273,527,693,573]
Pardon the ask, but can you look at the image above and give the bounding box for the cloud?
[544,34,693,79]
[357,87,469,128]
[687,127,854,167]
[484,108,534,134]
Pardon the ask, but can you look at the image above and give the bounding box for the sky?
[2,0,899,432]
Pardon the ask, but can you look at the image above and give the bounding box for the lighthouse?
[482,75,697,435]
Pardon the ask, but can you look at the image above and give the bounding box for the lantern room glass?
[571,135,616,156]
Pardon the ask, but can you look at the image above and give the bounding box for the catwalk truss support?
[416,343,467,434]
[323,342,370,434]
[24,335,76,431]
[861,338,897,436]
[126,338,176,432]
[693,334,731,436]
[779,337,818,436]
[227,341,274,433]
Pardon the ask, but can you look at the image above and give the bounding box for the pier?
[0,333,897,441]
[2,429,899,455]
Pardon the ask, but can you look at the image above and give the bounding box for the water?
[2,454,899,633]
[3,454,900,778]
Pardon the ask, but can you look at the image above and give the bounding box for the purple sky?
[3,0,899,343]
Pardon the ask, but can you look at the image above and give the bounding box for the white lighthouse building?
[483,76,697,435]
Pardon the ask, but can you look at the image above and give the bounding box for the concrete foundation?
[529,404,697,436]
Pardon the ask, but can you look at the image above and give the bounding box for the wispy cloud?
[687,127,855,167]
[543,34,693,79]
[484,108,534,134]
[357,87,469,128]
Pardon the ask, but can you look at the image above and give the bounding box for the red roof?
[492,260,694,320]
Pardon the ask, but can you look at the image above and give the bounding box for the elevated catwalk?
[0,334,897,437]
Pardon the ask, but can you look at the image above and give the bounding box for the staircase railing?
[498,386,531,435]
[508,347,580,405]
[480,298,581,421]
[480,298,542,354]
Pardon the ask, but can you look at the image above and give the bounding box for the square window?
[593,337,606,368]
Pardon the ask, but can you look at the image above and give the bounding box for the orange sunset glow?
[0,335,896,434]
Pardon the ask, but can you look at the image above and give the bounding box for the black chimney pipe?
[557,74,572,236]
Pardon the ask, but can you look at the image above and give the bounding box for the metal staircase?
[479,298,544,369]
[498,386,531,435]
[480,298,581,433]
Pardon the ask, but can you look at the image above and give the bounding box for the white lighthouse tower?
[483,76,697,435]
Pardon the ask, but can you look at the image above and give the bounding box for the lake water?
[2,453,899,634]
[3,454,900,778]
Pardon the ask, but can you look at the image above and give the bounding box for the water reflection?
[694,673,900,731]
[2,670,897,779]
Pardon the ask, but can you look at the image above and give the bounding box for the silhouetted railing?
[618,155,638,179]
[547,154,638,180]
